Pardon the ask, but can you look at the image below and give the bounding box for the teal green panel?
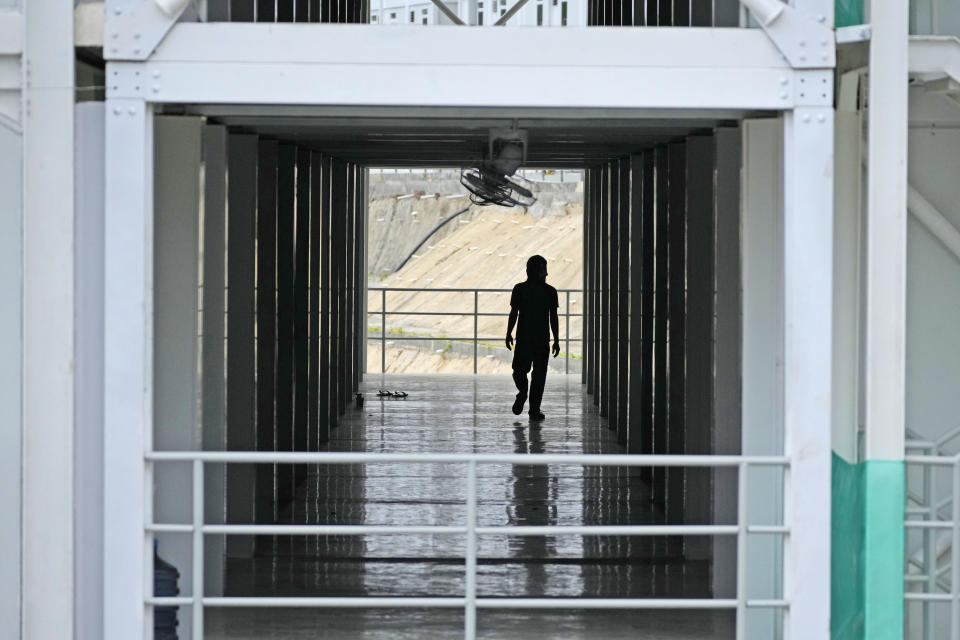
[835,0,863,27]
[832,453,865,640]
[863,460,905,639]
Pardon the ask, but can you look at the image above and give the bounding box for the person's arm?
[550,307,560,357]
[506,307,518,350]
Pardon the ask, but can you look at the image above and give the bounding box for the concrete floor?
[206,374,733,639]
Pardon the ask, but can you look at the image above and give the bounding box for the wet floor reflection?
[210,374,731,639]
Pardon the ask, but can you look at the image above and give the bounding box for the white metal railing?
[368,287,581,374]
[905,426,960,638]
[146,451,790,640]
[905,452,960,638]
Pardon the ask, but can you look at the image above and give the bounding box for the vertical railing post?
[193,459,205,639]
[465,460,478,639]
[381,288,386,374]
[735,461,748,640]
[565,290,570,374]
[952,456,960,636]
[473,290,479,374]
[925,461,935,639]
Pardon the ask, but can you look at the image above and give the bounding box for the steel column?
[308,152,323,452]
[666,142,687,538]
[627,153,644,455]
[652,146,669,505]
[225,133,258,558]
[255,138,279,542]
[103,97,152,639]
[782,106,834,639]
[294,148,311,483]
[617,157,630,446]
[276,143,296,506]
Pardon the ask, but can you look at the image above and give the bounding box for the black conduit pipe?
[393,205,472,272]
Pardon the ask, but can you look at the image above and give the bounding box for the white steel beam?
[864,0,908,460]
[105,24,813,111]
[782,106,833,640]
[103,98,154,639]
[22,0,75,638]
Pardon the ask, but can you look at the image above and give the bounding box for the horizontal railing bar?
[746,600,789,608]
[746,525,789,534]
[147,523,194,533]
[476,598,737,609]
[203,597,466,608]
[145,452,790,467]
[147,597,195,606]
[160,524,757,537]
[905,593,955,602]
[368,287,580,293]
[905,521,956,529]
[367,336,582,342]
[182,597,745,610]
[906,455,960,466]
[145,595,790,611]
[904,575,929,583]
[202,524,467,535]
[368,311,580,317]
[474,525,740,536]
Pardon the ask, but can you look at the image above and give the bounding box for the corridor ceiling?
[186,105,771,168]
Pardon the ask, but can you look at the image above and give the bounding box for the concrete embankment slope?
[368,171,583,279]
[368,207,584,374]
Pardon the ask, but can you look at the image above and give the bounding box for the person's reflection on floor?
[511,426,554,596]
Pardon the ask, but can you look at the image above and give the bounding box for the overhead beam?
[109,24,807,111]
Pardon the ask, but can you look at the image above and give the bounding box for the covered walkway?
[207,374,731,639]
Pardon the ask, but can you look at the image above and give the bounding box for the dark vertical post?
[229,0,253,21]
[592,166,602,402]
[618,157,631,446]
[308,152,322,452]
[640,153,655,467]
[332,160,346,422]
[580,169,593,384]
[340,162,357,413]
[257,0,275,21]
[225,133,258,557]
[653,146,669,504]
[355,167,366,384]
[275,144,296,506]
[294,149,310,484]
[607,161,619,430]
[627,154,644,454]
[320,155,333,440]
[713,127,742,592]
[667,142,687,540]
[255,138,278,543]
[673,0,689,26]
[656,0,670,25]
[691,0,712,25]
[277,0,294,21]
[685,134,715,560]
[598,164,608,412]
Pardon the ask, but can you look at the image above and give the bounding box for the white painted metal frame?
[368,286,581,374]
[105,24,817,110]
[104,98,155,639]
[100,3,838,639]
[905,453,960,637]
[145,451,790,640]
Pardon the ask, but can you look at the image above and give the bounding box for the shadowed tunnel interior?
[151,105,756,637]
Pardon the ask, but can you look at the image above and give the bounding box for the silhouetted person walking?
[506,255,560,421]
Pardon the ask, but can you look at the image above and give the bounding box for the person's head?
[526,255,548,282]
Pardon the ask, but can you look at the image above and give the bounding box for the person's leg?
[528,344,549,415]
[512,346,532,414]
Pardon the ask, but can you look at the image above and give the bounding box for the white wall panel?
[0,112,21,640]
